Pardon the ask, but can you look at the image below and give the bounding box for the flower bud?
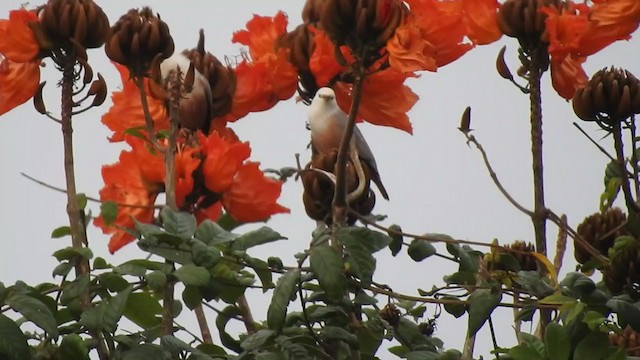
[572,67,640,126]
[105,7,174,76]
[498,0,557,50]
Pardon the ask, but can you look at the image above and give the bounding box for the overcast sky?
[1,1,639,358]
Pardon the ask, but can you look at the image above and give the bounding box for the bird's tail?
[373,177,390,200]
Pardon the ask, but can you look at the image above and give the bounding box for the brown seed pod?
[574,207,628,265]
[318,0,406,54]
[39,0,109,50]
[498,0,557,51]
[610,326,640,355]
[490,240,539,272]
[603,243,640,299]
[379,303,401,327]
[572,67,640,128]
[301,150,376,225]
[182,30,236,121]
[302,0,325,24]
[105,7,174,76]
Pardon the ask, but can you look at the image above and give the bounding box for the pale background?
[1,1,638,358]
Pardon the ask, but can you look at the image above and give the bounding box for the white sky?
[1,1,639,359]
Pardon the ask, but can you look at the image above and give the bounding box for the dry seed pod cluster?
[317,0,406,52]
[491,240,538,272]
[38,0,109,50]
[574,208,627,265]
[105,7,174,75]
[572,67,640,125]
[277,25,319,103]
[302,0,324,24]
[379,303,401,327]
[603,243,640,299]
[498,0,557,50]
[302,150,375,225]
[610,326,640,355]
[183,31,237,120]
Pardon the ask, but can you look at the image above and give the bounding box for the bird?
[308,87,389,200]
[160,53,213,133]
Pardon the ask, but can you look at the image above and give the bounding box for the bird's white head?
[309,87,339,123]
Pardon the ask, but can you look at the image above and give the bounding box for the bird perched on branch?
[160,53,213,133]
[308,87,389,200]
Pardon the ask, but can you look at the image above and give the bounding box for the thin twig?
[297,254,323,348]
[488,317,501,360]
[193,305,213,344]
[20,172,162,209]
[573,122,618,163]
[613,122,640,212]
[173,320,204,344]
[546,210,609,264]
[236,295,256,334]
[630,115,640,198]
[135,77,163,152]
[553,215,568,273]
[462,132,534,217]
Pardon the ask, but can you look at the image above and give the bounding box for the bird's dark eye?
[305,122,310,130]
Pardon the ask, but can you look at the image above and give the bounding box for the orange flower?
[462,0,502,45]
[0,57,40,115]
[94,141,163,253]
[308,26,352,86]
[591,0,640,33]
[386,16,437,73]
[222,162,289,222]
[405,0,474,68]
[175,146,201,207]
[550,55,588,100]
[541,3,590,59]
[232,11,289,61]
[102,63,168,142]
[194,202,223,224]
[224,12,298,122]
[199,131,251,193]
[335,68,418,134]
[0,9,39,63]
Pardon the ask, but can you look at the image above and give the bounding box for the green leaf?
[194,220,239,245]
[388,224,403,256]
[573,332,609,360]
[7,294,58,336]
[217,212,243,231]
[92,257,110,270]
[81,286,132,332]
[53,246,93,261]
[509,345,543,360]
[467,289,501,336]
[123,292,162,329]
[100,201,118,226]
[161,207,197,239]
[600,161,622,211]
[123,344,171,360]
[182,286,203,310]
[442,296,466,318]
[338,227,391,286]
[321,326,359,346]
[215,305,242,353]
[52,262,74,277]
[241,329,275,351]
[406,351,438,360]
[443,271,476,285]
[174,264,211,287]
[60,274,90,305]
[607,298,640,331]
[309,245,347,302]
[231,226,286,251]
[540,292,578,305]
[408,240,436,262]
[521,332,547,358]
[161,335,197,355]
[561,302,585,325]
[0,313,31,360]
[268,270,300,333]
[98,272,130,292]
[337,227,392,252]
[394,318,431,349]
[137,240,192,264]
[191,240,221,268]
[244,256,273,290]
[51,226,71,238]
[75,193,88,210]
[545,323,570,360]
[145,271,167,291]
[58,334,90,360]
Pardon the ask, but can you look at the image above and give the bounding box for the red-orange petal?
[0,57,39,116]
[387,18,437,73]
[199,131,251,193]
[232,11,289,61]
[0,9,39,63]
[550,55,587,100]
[102,63,168,142]
[462,0,502,45]
[309,26,349,86]
[334,68,418,134]
[222,162,289,222]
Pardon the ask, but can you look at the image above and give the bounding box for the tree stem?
[528,47,550,337]
[60,58,109,360]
